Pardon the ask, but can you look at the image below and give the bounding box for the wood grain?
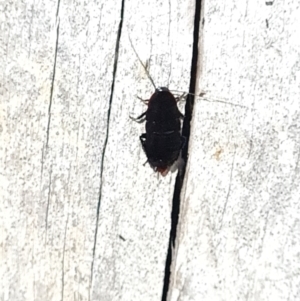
[0,0,195,300]
[168,1,300,300]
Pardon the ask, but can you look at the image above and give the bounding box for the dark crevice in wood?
[46,0,61,149]
[161,0,201,299]
[89,0,125,299]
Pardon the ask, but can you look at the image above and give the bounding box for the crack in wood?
[161,0,202,300]
[46,1,61,149]
[89,0,126,299]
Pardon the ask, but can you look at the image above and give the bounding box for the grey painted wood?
[0,0,195,300]
[168,1,300,300]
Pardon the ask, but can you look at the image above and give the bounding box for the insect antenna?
[128,35,157,90]
[170,90,249,109]
[170,89,196,96]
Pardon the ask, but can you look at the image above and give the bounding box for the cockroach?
[129,38,247,176]
[129,38,186,176]
[131,87,185,176]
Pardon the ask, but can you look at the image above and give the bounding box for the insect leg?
[140,133,146,143]
[137,96,149,105]
[140,133,147,152]
[173,93,185,119]
[130,112,146,123]
[175,92,187,103]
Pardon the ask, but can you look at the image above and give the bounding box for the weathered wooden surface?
[168,1,300,300]
[0,0,195,301]
[3,0,299,300]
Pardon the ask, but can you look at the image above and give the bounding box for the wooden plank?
[0,2,62,300]
[0,0,196,300]
[0,0,121,300]
[168,1,300,300]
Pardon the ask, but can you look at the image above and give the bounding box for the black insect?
[132,87,185,176]
[130,38,185,176]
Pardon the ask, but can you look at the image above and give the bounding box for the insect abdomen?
[142,88,183,174]
[145,131,182,171]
